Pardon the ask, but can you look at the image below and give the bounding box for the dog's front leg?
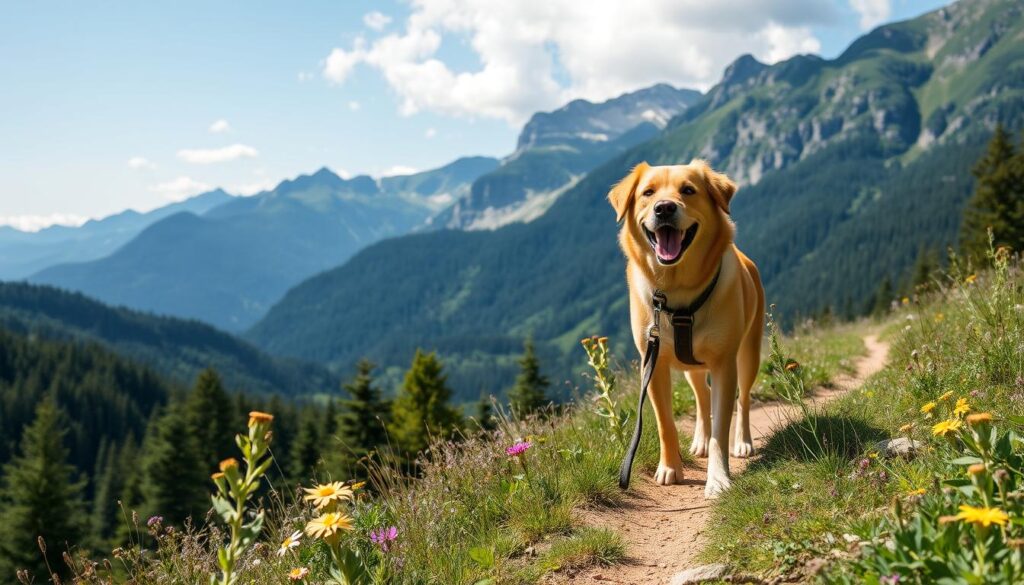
[705,361,737,498]
[649,358,684,485]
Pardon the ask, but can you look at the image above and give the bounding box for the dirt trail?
[562,335,890,584]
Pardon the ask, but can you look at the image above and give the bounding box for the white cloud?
[319,0,838,125]
[209,119,231,133]
[849,0,890,30]
[425,127,437,139]
[348,100,361,111]
[0,214,89,232]
[177,143,259,164]
[149,176,212,201]
[127,156,156,170]
[380,165,419,177]
[363,11,393,31]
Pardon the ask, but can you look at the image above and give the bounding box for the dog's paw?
[732,440,754,458]
[689,435,709,458]
[704,472,731,499]
[654,462,684,486]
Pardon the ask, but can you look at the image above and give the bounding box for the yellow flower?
[302,481,353,509]
[248,411,274,427]
[899,423,914,433]
[288,567,310,581]
[219,458,239,472]
[278,530,302,557]
[907,488,926,496]
[920,402,936,415]
[304,512,354,540]
[953,398,971,417]
[954,504,1008,527]
[965,274,977,285]
[932,419,962,437]
[967,412,993,425]
[938,391,954,402]
[934,313,944,323]
[350,481,366,491]
[901,297,910,305]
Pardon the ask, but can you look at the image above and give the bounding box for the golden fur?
[609,160,765,498]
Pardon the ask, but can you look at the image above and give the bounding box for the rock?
[669,563,729,584]
[876,437,923,458]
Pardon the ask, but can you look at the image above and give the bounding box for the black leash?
[618,264,722,489]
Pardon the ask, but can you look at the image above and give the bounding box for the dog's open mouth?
[644,223,698,265]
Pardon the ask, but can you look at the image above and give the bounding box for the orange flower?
[967,463,986,475]
[967,412,993,425]
[248,411,274,427]
[219,458,239,472]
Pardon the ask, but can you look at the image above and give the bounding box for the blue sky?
[0,0,948,229]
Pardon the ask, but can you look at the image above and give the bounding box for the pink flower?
[369,526,398,552]
[506,441,532,457]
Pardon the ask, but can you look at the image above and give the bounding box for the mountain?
[0,282,336,396]
[0,189,233,280]
[247,0,1024,401]
[30,158,497,331]
[431,84,701,230]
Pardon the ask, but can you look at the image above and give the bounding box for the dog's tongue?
[655,227,682,261]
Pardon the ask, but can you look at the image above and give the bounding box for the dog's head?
[609,160,736,267]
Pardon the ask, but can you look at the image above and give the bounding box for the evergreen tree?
[910,247,939,294]
[91,438,118,543]
[140,402,209,526]
[0,399,88,581]
[871,276,894,316]
[288,414,321,482]
[507,339,550,419]
[185,369,236,469]
[335,359,390,466]
[475,393,498,432]
[390,351,463,456]
[960,125,1024,258]
[322,399,339,439]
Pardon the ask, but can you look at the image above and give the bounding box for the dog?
[609,160,765,499]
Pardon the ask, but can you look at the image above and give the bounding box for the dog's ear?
[693,159,737,214]
[608,162,649,223]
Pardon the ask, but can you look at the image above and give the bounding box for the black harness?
[618,264,722,489]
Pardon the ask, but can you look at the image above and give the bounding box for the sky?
[0,0,950,231]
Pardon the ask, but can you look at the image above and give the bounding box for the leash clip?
[650,290,667,341]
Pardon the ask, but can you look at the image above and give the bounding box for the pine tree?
[960,125,1024,258]
[871,276,894,316]
[475,393,498,432]
[288,414,322,482]
[910,247,939,294]
[390,351,463,456]
[185,368,235,468]
[335,360,389,465]
[507,339,550,419]
[0,399,88,580]
[322,399,339,440]
[140,402,209,526]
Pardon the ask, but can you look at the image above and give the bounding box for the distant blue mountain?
[30,158,498,331]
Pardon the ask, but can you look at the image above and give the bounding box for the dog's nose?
[654,201,677,218]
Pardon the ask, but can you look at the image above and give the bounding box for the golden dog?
[609,160,765,499]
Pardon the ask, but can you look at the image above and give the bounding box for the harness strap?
[618,264,722,489]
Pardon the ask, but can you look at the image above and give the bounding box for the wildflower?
[967,463,986,475]
[937,390,954,402]
[277,530,302,557]
[934,313,944,323]
[598,336,609,344]
[248,411,274,427]
[785,360,800,372]
[369,526,398,552]
[953,398,971,417]
[901,297,910,305]
[920,402,936,415]
[965,274,977,285]
[954,504,1008,527]
[211,472,225,480]
[506,441,532,457]
[219,458,239,472]
[899,423,914,433]
[305,512,354,540]
[303,481,354,509]
[349,481,366,491]
[288,567,310,581]
[907,488,926,496]
[880,575,901,585]
[146,515,163,528]
[932,419,962,437]
[966,412,993,425]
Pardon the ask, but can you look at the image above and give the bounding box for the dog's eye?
[641,188,655,197]
[680,186,696,196]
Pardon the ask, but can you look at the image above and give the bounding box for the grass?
[700,248,1024,582]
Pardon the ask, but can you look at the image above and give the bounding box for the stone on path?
[876,437,923,458]
[669,563,728,584]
